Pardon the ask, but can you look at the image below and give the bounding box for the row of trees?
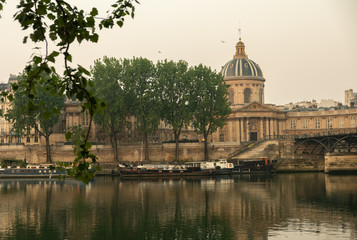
[91,56,231,161]
[0,0,139,182]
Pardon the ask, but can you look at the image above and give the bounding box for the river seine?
[0,173,356,240]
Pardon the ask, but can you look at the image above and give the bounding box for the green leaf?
[37,4,47,15]
[47,51,59,63]
[65,131,72,141]
[117,21,123,27]
[90,8,98,16]
[33,56,42,64]
[89,33,98,43]
[64,53,72,62]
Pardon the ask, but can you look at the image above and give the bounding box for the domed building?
[211,37,287,143]
[221,37,265,105]
[209,35,357,146]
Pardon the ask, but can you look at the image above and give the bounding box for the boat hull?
[0,168,67,178]
[119,169,215,178]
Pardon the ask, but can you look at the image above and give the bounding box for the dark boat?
[119,162,216,178]
[231,158,275,174]
[0,164,67,178]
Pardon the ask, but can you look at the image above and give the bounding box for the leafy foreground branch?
[0,0,138,183]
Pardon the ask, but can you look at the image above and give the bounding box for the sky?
[0,0,356,105]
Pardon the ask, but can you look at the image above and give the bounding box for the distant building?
[345,89,357,108]
[317,99,340,108]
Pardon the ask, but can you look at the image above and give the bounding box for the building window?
[1,137,3,143]
[290,119,296,130]
[259,89,263,103]
[27,137,30,143]
[219,134,225,142]
[244,88,251,104]
[315,119,320,129]
[339,118,344,128]
[82,111,90,126]
[34,136,38,143]
[327,118,333,129]
[351,117,356,127]
[17,137,21,143]
[228,89,234,104]
[302,119,308,129]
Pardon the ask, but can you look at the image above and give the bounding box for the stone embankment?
[1,140,356,174]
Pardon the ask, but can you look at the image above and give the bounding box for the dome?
[222,58,263,78]
[221,39,264,79]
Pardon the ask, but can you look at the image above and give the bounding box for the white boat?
[199,159,234,170]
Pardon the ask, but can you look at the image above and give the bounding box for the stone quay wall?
[325,153,357,173]
[1,142,356,174]
[0,142,242,164]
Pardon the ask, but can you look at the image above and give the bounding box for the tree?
[0,0,138,182]
[122,57,160,162]
[156,59,192,160]
[189,64,231,160]
[91,57,130,162]
[5,72,64,163]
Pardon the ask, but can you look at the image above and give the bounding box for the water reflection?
[0,174,356,240]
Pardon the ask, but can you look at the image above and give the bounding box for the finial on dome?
[234,27,247,58]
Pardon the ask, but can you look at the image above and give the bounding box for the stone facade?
[0,36,356,163]
[210,37,357,145]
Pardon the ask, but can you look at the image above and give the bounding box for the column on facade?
[265,118,270,138]
[270,118,275,137]
[245,118,250,142]
[260,118,264,139]
[240,118,245,142]
[236,119,241,144]
[66,113,69,129]
[227,121,232,142]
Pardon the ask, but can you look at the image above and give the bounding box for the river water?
[0,173,356,240]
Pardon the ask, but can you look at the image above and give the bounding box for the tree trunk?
[45,135,52,163]
[113,135,119,162]
[110,132,119,162]
[174,131,180,160]
[204,132,209,160]
[143,133,150,161]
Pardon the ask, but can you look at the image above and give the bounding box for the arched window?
[219,134,225,142]
[228,89,234,104]
[244,88,251,104]
[259,89,263,103]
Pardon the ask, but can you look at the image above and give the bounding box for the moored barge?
[0,164,67,178]
[119,162,215,178]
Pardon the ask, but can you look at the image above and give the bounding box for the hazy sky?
[0,0,356,105]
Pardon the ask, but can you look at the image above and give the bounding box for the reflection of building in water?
[0,176,356,239]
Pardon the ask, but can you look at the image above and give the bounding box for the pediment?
[233,102,277,113]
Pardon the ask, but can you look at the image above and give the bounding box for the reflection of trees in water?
[0,174,356,239]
